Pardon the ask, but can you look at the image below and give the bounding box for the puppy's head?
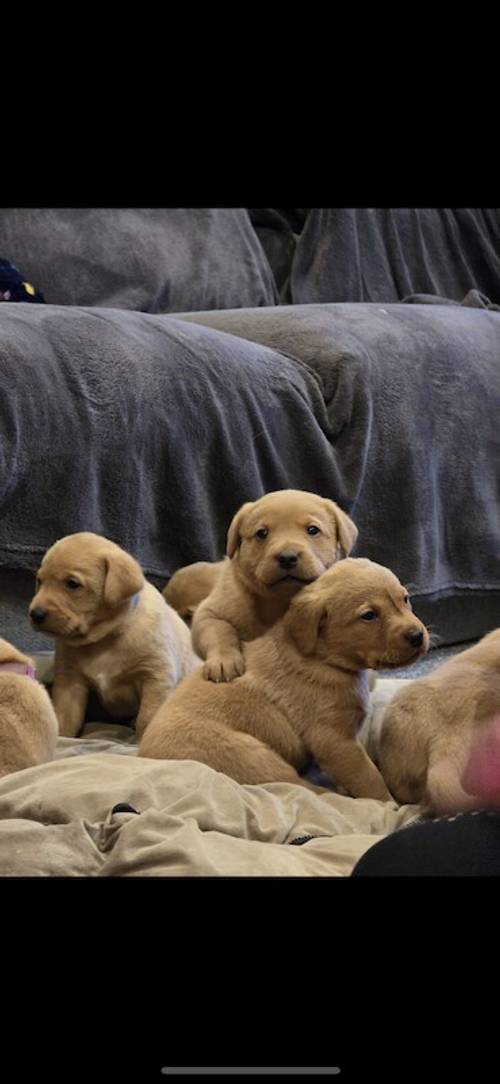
[286,557,429,670]
[29,532,145,643]
[226,490,358,595]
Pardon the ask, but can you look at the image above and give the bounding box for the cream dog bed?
[0,661,418,876]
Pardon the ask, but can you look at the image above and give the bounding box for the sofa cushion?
[0,208,278,312]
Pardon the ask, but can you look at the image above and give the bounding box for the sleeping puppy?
[163,559,227,623]
[0,638,58,777]
[28,532,199,739]
[140,558,429,798]
[191,489,358,682]
[379,629,500,814]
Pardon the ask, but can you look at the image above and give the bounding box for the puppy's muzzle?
[30,607,48,626]
[276,551,299,570]
[405,628,424,647]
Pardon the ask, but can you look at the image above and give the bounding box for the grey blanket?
[179,302,500,617]
[291,208,500,305]
[0,208,277,311]
[2,295,500,644]
[0,303,337,578]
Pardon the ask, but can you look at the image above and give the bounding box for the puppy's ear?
[0,637,31,667]
[287,592,327,656]
[323,499,358,556]
[102,549,145,608]
[226,502,255,558]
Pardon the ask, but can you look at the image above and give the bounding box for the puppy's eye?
[255,528,268,540]
[404,594,410,605]
[360,610,378,621]
[307,525,321,536]
[65,577,81,590]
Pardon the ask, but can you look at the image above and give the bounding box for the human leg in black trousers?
[351,810,500,876]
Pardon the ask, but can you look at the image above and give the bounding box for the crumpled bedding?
[0,678,419,877]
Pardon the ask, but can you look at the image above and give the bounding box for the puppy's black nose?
[406,629,424,646]
[277,551,298,569]
[30,607,47,625]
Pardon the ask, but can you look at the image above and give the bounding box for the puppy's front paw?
[202,653,246,682]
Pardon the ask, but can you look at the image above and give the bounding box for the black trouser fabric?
[351,810,500,876]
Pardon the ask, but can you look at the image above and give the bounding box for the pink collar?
[0,661,36,679]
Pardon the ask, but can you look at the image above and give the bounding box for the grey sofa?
[1,207,500,651]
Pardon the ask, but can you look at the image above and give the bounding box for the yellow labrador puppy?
[163,560,227,623]
[379,629,500,814]
[192,489,358,682]
[140,558,429,798]
[0,638,58,777]
[29,533,199,739]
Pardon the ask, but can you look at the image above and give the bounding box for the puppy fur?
[191,489,359,682]
[379,629,500,814]
[140,558,429,798]
[29,532,199,740]
[163,560,227,622]
[0,638,58,777]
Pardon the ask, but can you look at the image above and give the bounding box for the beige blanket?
[0,675,420,877]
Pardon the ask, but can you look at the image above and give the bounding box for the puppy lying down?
[379,629,500,814]
[191,489,359,682]
[140,558,429,798]
[29,533,199,740]
[0,637,58,777]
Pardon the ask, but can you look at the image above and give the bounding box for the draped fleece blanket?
[290,208,500,306]
[0,304,335,578]
[179,302,500,611]
[1,300,500,630]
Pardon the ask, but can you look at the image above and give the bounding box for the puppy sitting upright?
[140,558,429,798]
[29,532,199,739]
[0,637,58,777]
[192,489,358,682]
